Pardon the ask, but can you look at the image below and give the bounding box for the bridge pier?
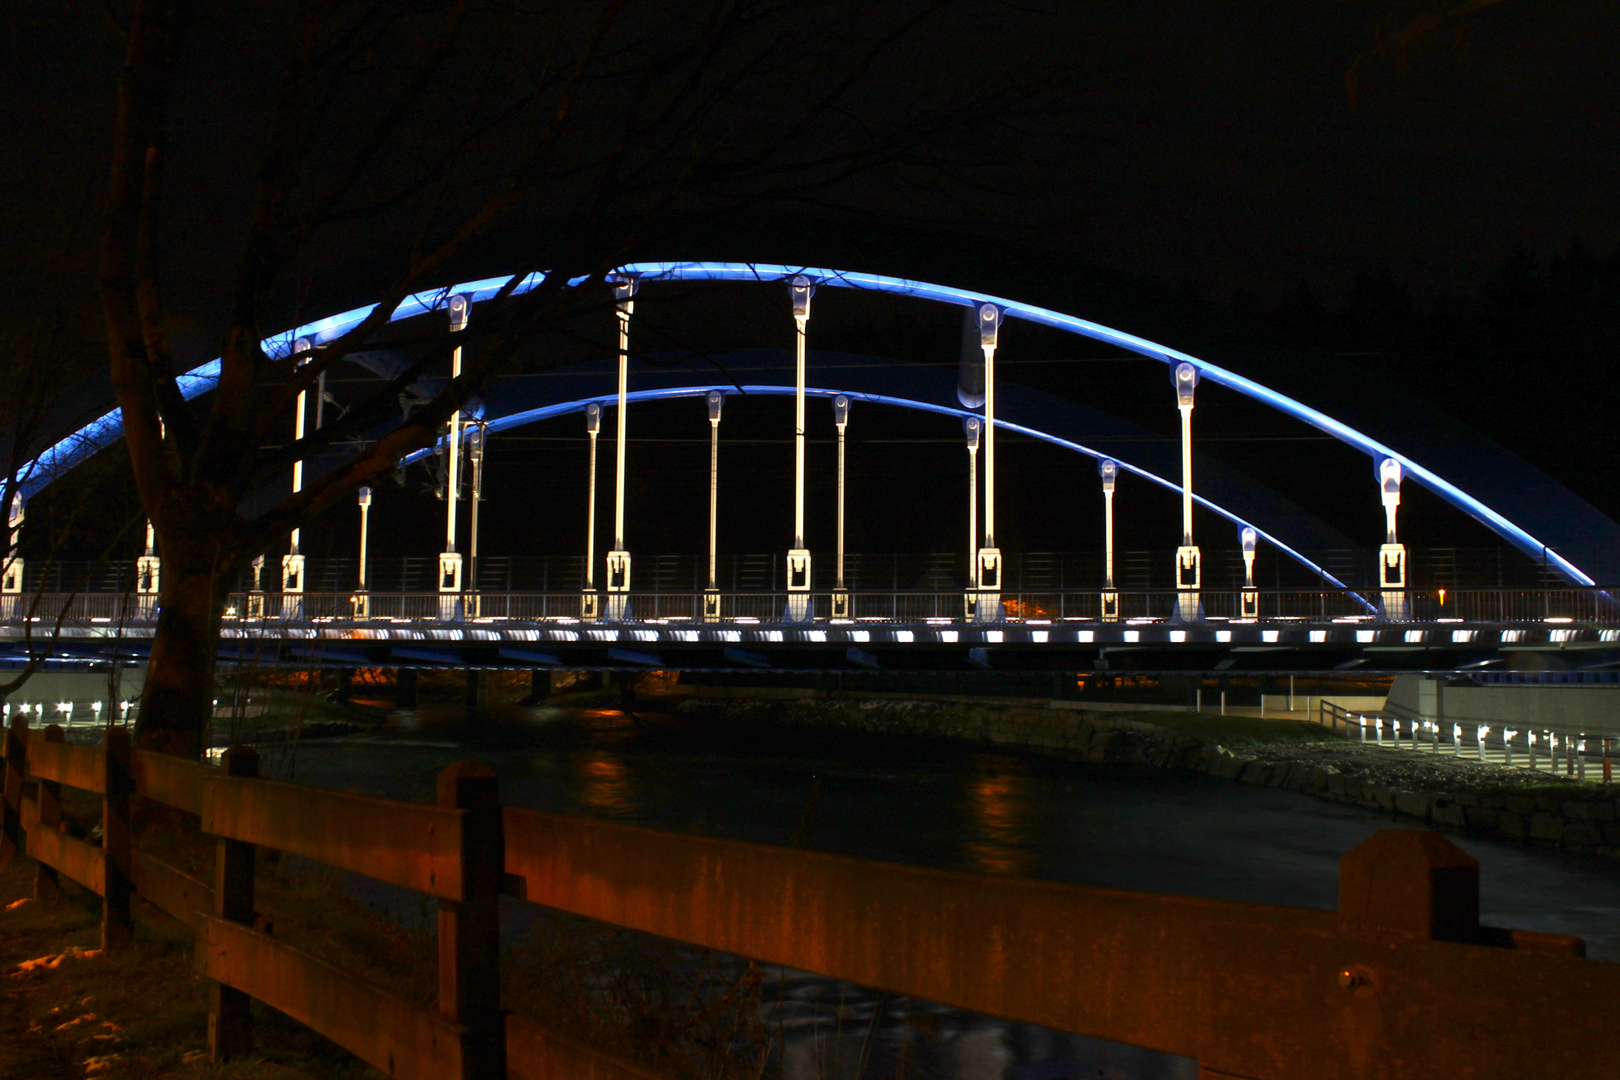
[395,668,418,710]
[465,670,485,708]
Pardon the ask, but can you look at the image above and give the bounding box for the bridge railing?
[1,586,1618,625]
[2,718,1614,1079]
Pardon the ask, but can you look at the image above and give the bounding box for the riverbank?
[672,690,1620,857]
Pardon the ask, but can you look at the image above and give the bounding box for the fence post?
[101,727,134,949]
[437,761,505,1080]
[0,715,26,865]
[33,724,64,900]
[209,746,259,1062]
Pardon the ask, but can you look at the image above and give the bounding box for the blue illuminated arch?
[15,261,1594,586]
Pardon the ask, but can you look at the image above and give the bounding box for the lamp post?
[704,391,724,622]
[1,495,22,619]
[1377,456,1408,620]
[465,421,486,617]
[1172,362,1201,622]
[831,395,851,620]
[974,303,1003,622]
[1240,525,1259,618]
[1099,458,1118,621]
[582,402,602,620]
[606,276,637,621]
[282,338,312,618]
[785,276,815,622]
[247,554,265,619]
[438,296,470,621]
[354,487,372,619]
[963,416,980,619]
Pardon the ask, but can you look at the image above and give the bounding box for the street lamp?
[974,303,1003,623]
[282,338,313,619]
[831,394,852,620]
[582,401,602,620]
[1239,524,1259,618]
[785,275,815,622]
[465,421,486,617]
[354,487,372,619]
[704,390,724,622]
[1377,456,1407,620]
[1172,362,1201,622]
[438,296,470,621]
[963,416,981,619]
[606,275,637,621]
[1099,458,1118,621]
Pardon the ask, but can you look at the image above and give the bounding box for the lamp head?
[832,394,850,427]
[1378,456,1403,494]
[465,425,484,462]
[1098,457,1117,492]
[585,402,602,435]
[977,302,1002,349]
[963,415,981,451]
[293,337,312,365]
[1240,525,1257,555]
[790,275,815,319]
[7,494,22,529]
[609,274,637,309]
[447,294,470,331]
[357,487,372,508]
[706,389,725,422]
[1173,362,1199,408]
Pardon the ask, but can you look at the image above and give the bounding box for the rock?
[1564,822,1602,852]
[1367,784,1396,812]
[1529,812,1564,844]
[1394,790,1432,820]
[1432,802,1466,828]
[1466,806,1498,831]
[1239,761,1274,786]
[1498,812,1528,839]
[1505,794,1537,815]
[1564,801,1615,822]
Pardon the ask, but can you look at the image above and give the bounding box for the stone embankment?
[675,692,1620,858]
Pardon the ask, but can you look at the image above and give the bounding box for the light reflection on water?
[963,757,1036,877]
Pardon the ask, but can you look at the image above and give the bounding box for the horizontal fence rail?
[4,716,1619,1079]
[3,587,1620,627]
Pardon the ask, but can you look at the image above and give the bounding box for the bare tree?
[98,0,1045,757]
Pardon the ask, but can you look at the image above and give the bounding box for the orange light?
[1438,588,1446,605]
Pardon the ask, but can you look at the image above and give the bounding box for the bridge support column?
[1171,363,1202,623]
[465,670,484,708]
[785,276,815,623]
[1098,459,1118,621]
[607,276,637,622]
[973,303,1003,623]
[1376,457,1408,620]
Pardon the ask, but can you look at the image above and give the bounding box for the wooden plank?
[502,808,1620,1080]
[134,750,202,814]
[131,849,212,928]
[505,1014,667,1080]
[27,825,104,896]
[201,775,463,900]
[28,739,105,794]
[195,915,467,1080]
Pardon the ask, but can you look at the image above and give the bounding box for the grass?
[1124,710,1350,744]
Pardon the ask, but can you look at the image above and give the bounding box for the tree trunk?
[136,563,226,760]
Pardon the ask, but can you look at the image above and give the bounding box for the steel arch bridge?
[5,262,1617,672]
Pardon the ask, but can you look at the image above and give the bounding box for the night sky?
[7,1,1620,583]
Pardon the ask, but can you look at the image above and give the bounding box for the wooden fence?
[4,713,1620,1080]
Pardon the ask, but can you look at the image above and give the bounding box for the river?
[267,701,1620,1080]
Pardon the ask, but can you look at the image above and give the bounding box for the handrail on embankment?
[2,714,1617,1080]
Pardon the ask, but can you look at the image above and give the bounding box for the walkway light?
[1477,725,1489,762]
[1172,362,1201,622]
[605,276,638,621]
[1239,524,1259,618]
[1377,456,1407,620]
[582,401,603,620]
[438,297,471,621]
[785,276,815,623]
[1099,459,1119,621]
[704,391,725,622]
[1453,723,1462,756]
[974,303,1004,622]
